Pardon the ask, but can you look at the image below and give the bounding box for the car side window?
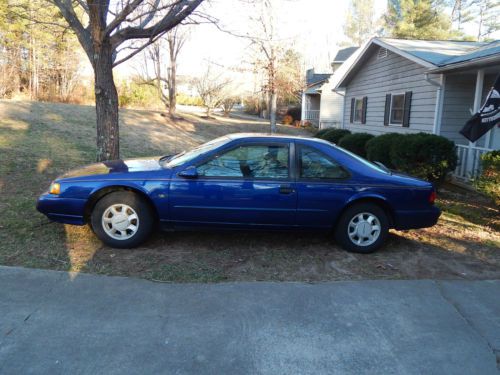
[299,146,348,180]
[197,144,289,179]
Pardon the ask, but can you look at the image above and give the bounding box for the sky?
[115,0,387,81]
[113,0,499,85]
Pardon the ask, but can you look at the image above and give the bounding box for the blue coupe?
[37,134,440,253]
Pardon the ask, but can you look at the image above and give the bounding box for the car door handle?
[279,185,295,194]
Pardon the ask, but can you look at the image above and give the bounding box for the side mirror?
[178,165,198,179]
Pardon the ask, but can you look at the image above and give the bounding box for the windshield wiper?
[159,151,184,162]
[374,161,391,174]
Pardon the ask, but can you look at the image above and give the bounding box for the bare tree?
[193,67,231,117]
[140,27,187,116]
[344,0,377,46]
[213,0,281,132]
[221,97,238,116]
[49,0,204,161]
[253,0,279,133]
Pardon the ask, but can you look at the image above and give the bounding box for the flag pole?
[467,69,485,176]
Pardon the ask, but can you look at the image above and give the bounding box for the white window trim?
[353,97,364,123]
[389,92,405,126]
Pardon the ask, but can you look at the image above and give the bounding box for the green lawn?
[0,100,498,282]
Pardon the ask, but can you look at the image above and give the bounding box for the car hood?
[59,157,163,179]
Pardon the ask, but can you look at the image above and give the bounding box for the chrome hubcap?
[102,204,139,240]
[348,212,381,247]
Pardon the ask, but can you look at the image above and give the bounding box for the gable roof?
[333,47,359,63]
[378,38,485,65]
[304,81,325,94]
[306,73,331,86]
[336,37,500,88]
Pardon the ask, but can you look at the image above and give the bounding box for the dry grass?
[0,99,499,282]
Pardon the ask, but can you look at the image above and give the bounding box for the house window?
[384,92,412,127]
[390,94,405,124]
[354,98,363,122]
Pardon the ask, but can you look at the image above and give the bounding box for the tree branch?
[52,0,92,57]
[110,0,203,48]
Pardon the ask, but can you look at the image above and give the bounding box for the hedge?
[337,133,374,158]
[365,133,404,169]
[315,128,351,144]
[389,133,457,182]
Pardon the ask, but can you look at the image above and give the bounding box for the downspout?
[425,73,444,135]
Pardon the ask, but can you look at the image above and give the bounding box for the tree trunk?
[93,45,120,161]
[168,67,176,116]
[168,52,177,116]
[270,91,277,133]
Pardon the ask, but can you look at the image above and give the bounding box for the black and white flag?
[460,75,500,143]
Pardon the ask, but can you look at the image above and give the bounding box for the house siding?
[343,47,437,135]
[440,74,475,145]
[440,73,497,147]
[319,80,344,129]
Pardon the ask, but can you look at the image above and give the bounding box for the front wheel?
[90,191,154,248]
[334,203,389,253]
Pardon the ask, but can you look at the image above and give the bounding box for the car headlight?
[49,182,60,195]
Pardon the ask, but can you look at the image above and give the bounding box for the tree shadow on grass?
[1,100,496,283]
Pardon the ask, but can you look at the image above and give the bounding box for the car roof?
[225,132,331,145]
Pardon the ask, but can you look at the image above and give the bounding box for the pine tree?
[385,0,455,40]
[472,0,500,41]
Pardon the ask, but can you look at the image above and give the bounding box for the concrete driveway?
[0,266,498,375]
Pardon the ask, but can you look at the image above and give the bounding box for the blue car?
[37,133,440,253]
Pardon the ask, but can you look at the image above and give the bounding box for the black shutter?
[403,91,412,127]
[361,96,368,124]
[350,98,355,123]
[384,94,391,126]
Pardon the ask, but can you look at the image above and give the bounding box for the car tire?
[334,203,389,254]
[90,191,154,248]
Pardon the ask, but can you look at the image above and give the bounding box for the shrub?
[316,128,351,144]
[365,133,404,169]
[282,115,293,125]
[177,93,204,106]
[390,133,457,182]
[338,133,374,158]
[315,128,332,138]
[474,150,500,205]
[118,80,160,109]
[286,106,301,121]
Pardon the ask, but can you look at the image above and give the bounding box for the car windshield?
[335,145,390,175]
[163,136,231,168]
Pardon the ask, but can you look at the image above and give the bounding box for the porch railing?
[303,110,320,122]
[454,144,492,180]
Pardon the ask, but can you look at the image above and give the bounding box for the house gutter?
[427,55,500,74]
[425,73,445,135]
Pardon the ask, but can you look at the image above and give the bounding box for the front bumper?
[393,206,441,230]
[36,194,86,225]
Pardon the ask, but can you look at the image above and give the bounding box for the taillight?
[429,190,436,204]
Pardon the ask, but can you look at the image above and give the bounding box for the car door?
[295,143,354,228]
[168,141,297,228]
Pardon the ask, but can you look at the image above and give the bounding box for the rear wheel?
[334,203,389,253]
[91,191,154,248]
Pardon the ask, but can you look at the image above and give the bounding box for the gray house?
[335,37,500,179]
[301,47,358,128]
